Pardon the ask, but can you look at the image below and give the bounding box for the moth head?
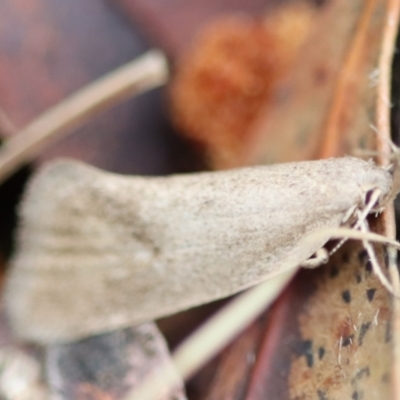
[354,136,400,210]
[362,187,386,213]
[358,159,395,213]
[357,140,400,212]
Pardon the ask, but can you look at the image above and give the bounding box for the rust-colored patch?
[170,3,313,167]
[289,241,393,399]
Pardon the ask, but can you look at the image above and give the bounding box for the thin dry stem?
[306,227,400,251]
[375,1,400,397]
[357,212,396,295]
[124,270,296,400]
[328,188,382,257]
[0,50,169,183]
[376,2,398,160]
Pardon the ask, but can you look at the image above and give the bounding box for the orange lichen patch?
[170,3,314,167]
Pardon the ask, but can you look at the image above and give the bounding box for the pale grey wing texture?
[4,158,389,343]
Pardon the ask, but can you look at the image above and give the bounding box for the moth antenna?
[307,228,400,252]
[356,211,400,297]
[328,188,382,257]
[369,122,399,157]
[306,227,400,297]
[356,189,382,225]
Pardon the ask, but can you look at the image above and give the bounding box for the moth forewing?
[4,156,395,343]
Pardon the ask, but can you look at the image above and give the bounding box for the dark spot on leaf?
[358,249,368,264]
[358,322,371,346]
[318,347,325,360]
[366,288,376,302]
[296,340,313,368]
[342,252,350,263]
[351,367,370,384]
[358,249,372,272]
[336,319,353,344]
[355,273,362,283]
[342,335,354,347]
[352,391,363,400]
[317,390,328,400]
[341,290,351,303]
[329,265,339,278]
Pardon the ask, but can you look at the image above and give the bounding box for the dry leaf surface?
[0,0,399,399]
[170,0,400,398]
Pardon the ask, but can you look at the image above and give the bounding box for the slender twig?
[376,1,400,399]
[0,49,169,183]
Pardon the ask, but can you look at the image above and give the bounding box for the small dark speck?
[317,389,328,400]
[318,347,325,360]
[358,249,368,264]
[297,340,313,368]
[342,252,350,263]
[352,391,363,400]
[366,288,376,302]
[358,250,372,272]
[355,273,362,283]
[329,265,339,278]
[352,366,370,383]
[358,322,371,346]
[342,335,354,347]
[341,290,351,303]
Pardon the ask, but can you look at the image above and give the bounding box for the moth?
[4,154,400,344]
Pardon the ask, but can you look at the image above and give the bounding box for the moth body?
[4,157,394,343]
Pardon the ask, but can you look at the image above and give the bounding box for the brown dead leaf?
[0,0,399,399]
[170,0,400,399]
